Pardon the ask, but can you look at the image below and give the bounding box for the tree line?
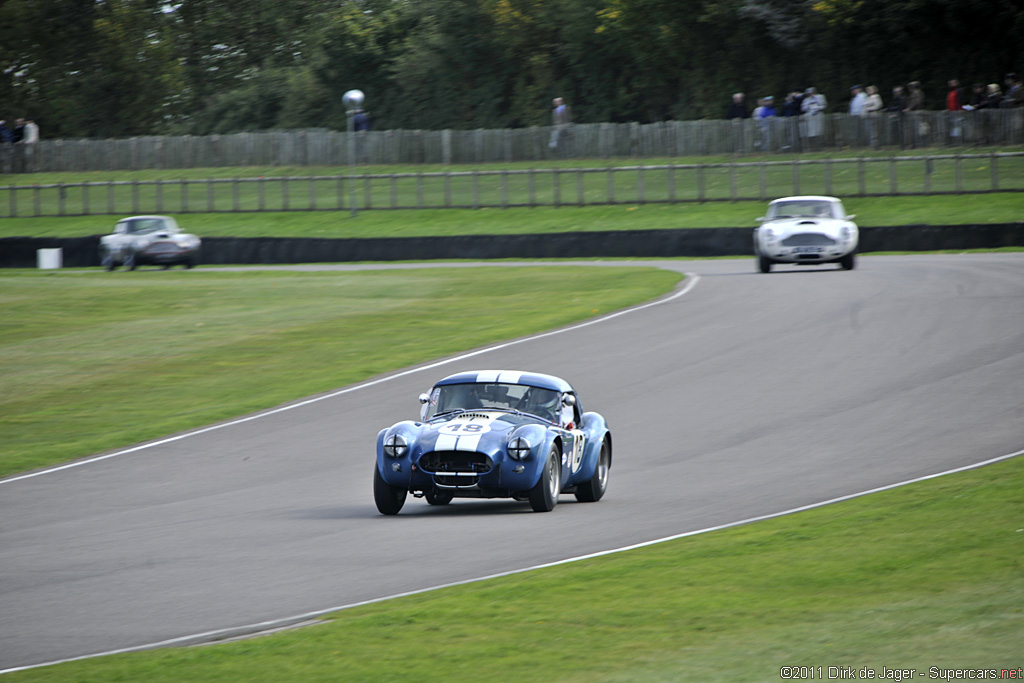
[0,0,1020,140]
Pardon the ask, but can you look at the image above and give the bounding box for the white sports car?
[99,215,201,271]
[753,196,858,273]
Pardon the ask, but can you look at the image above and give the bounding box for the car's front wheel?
[840,252,856,270]
[101,250,117,271]
[373,465,407,515]
[758,253,773,273]
[528,445,562,512]
[575,438,610,503]
[124,252,138,271]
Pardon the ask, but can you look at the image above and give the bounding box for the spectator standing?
[754,96,776,150]
[1004,73,1023,107]
[352,108,370,163]
[863,86,883,147]
[946,79,964,143]
[725,92,749,153]
[801,87,827,150]
[887,85,907,147]
[905,81,926,147]
[11,118,25,171]
[0,120,11,173]
[849,84,868,146]
[549,96,572,157]
[849,85,868,115]
[946,79,963,111]
[726,93,749,119]
[864,85,883,113]
[906,81,925,111]
[353,108,370,131]
[22,119,39,172]
[981,83,1002,108]
[781,91,802,150]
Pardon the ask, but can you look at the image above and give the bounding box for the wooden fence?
[0,110,1022,174]
[1,152,1021,218]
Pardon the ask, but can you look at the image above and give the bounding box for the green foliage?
[0,0,1021,136]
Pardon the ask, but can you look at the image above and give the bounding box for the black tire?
[124,252,138,271]
[758,253,773,273]
[101,251,117,271]
[840,252,856,270]
[575,439,610,503]
[373,465,407,515]
[528,445,562,512]
[425,487,454,506]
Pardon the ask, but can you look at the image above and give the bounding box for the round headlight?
[383,433,408,458]
[507,436,532,461]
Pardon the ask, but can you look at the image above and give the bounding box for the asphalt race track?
[2,254,1023,671]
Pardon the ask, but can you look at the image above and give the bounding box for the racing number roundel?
[437,422,491,436]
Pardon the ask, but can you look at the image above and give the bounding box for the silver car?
[753,196,858,273]
[99,216,201,270]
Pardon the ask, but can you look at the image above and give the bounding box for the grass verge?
[0,193,1022,240]
[0,266,681,477]
[8,449,1022,681]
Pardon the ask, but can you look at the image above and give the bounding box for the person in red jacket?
[946,79,963,111]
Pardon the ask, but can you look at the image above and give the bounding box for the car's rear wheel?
[758,253,773,273]
[575,439,610,503]
[425,487,453,506]
[373,465,407,515]
[528,445,561,512]
[840,252,856,270]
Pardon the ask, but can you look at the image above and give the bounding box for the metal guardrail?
[0,110,1021,173]
[1,152,1022,218]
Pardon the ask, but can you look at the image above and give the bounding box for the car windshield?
[768,200,837,220]
[127,218,176,235]
[425,382,560,423]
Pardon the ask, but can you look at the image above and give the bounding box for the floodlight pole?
[343,89,364,218]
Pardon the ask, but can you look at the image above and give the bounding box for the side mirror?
[562,393,577,407]
[846,214,856,220]
[418,393,430,404]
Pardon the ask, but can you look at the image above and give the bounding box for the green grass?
[1,148,1021,222]
[0,192,1022,240]
[0,266,680,477]
[8,450,1022,681]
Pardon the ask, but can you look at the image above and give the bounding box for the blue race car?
[374,370,612,514]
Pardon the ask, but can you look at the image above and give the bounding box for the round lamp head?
[343,89,365,109]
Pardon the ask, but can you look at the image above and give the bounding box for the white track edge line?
[0,270,700,485]
[3,445,1022,675]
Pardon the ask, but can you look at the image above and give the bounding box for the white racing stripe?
[434,434,459,451]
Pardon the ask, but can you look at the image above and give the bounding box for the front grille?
[419,451,493,474]
[781,233,837,247]
[145,242,182,254]
[433,473,479,488]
